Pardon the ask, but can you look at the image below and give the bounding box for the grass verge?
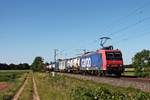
[34,72,150,100]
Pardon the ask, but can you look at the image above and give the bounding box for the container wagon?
[58,59,67,72]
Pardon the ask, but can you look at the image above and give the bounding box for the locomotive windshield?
[106,52,122,60]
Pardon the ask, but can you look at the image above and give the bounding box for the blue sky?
[0,0,150,64]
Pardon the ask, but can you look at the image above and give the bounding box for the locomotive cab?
[98,49,124,76]
[105,50,124,76]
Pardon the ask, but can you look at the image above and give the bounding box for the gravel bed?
[58,73,150,93]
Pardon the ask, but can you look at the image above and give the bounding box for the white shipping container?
[72,58,80,68]
[59,60,66,70]
[67,59,72,68]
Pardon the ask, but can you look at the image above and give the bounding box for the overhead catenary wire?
[100,1,150,37]
[62,1,150,56]
[108,16,150,36]
[83,1,150,50]
[112,31,150,45]
[108,0,150,27]
[98,16,150,44]
[95,15,150,45]
[94,15,150,51]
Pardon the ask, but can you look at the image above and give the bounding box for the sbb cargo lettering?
[81,58,91,67]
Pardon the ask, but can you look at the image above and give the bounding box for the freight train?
[47,47,124,76]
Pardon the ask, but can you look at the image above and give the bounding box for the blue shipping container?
[80,53,102,70]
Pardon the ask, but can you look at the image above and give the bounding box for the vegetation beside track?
[123,68,136,76]
[0,70,149,100]
[123,67,150,77]
[132,49,150,77]
[0,70,29,99]
[35,72,150,100]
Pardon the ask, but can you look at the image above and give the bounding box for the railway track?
[58,72,150,93]
[103,75,150,83]
[120,76,150,83]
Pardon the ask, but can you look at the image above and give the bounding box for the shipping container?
[66,59,71,68]
[66,58,73,72]
[53,62,59,71]
[72,57,80,69]
[58,60,67,70]
[80,52,102,70]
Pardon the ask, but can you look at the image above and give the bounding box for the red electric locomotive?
[97,48,124,76]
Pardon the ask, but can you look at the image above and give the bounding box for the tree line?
[0,63,30,70]
[0,56,47,70]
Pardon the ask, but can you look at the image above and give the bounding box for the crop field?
[0,70,28,99]
[34,72,150,100]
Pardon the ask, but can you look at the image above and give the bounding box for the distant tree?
[132,49,150,67]
[9,64,17,70]
[31,56,45,71]
[19,63,30,70]
[0,63,8,70]
[132,49,150,77]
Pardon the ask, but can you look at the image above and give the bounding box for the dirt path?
[13,76,28,100]
[33,75,40,100]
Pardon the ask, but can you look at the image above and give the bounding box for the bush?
[135,67,150,77]
[71,86,150,100]
[71,86,95,100]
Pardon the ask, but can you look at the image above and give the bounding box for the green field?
[123,68,136,76]
[123,67,150,77]
[34,72,150,100]
[0,70,28,100]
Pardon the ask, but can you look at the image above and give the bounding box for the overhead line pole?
[54,49,58,63]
